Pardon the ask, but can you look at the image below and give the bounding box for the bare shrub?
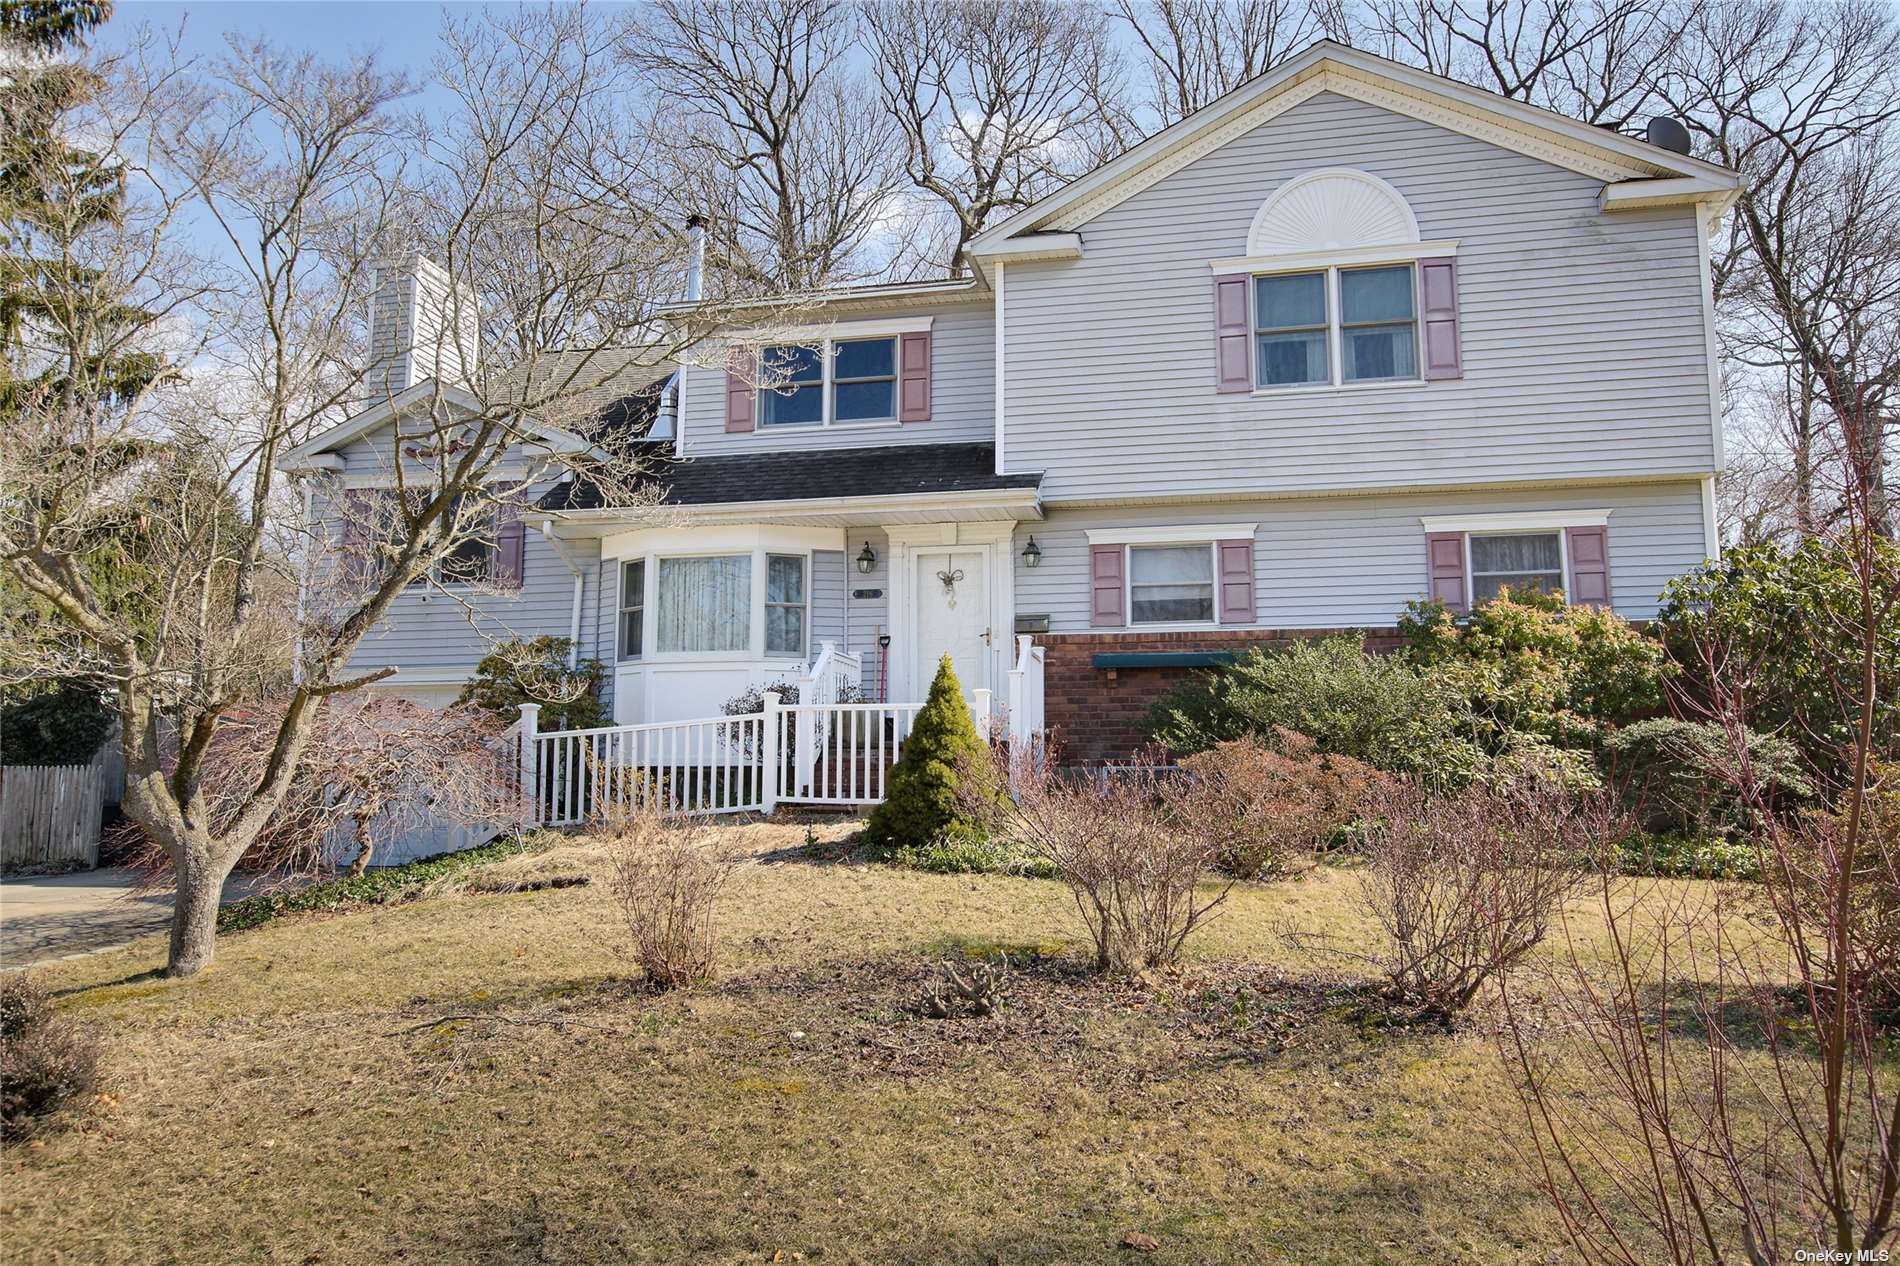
[1354,780,1610,1016]
[966,746,1230,973]
[0,974,101,1143]
[600,804,740,991]
[1173,730,1386,879]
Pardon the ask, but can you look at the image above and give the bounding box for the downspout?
[537,518,586,669]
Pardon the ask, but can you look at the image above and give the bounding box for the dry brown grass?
[3,817,1759,1265]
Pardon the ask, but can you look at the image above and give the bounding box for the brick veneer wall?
[1040,627,1406,765]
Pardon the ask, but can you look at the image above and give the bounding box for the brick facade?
[1040,627,1405,764]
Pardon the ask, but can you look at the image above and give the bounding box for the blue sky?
[108,2,511,75]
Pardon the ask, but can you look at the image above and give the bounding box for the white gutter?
[537,520,587,668]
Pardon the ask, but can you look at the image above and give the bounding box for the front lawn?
[7,819,1712,1264]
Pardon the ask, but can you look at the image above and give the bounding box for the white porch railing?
[1005,634,1046,790]
[517,642,1027,826]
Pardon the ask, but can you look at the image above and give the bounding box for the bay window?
[618,559,644,660]
[656,554,751,653]
[1129,544,1216,624]
[765,554,807,656]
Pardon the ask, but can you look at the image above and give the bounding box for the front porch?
[517,634,1046,826]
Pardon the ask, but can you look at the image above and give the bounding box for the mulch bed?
[710,954,1441,1082]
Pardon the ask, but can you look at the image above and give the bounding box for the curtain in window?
[1130,545,1215,623]
[656,555,751,653]
[1470,532,1562,601]
[765,554,806,656]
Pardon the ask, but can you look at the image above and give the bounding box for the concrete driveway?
[0,869,261,968]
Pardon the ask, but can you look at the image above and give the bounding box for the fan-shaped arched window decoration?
[1246,168,1421,257]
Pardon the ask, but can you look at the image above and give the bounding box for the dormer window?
[759,337,898,428]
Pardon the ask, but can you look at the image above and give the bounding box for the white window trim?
[1086,522,1257,545]
[757,334,903,431]
[1209,239,1458,276]
[764,552,810,659]
[1126,541,1221,629]
[1251,261,1425,393]
[617,558,645,662]
[604,525,843,666]
[737,315,933,343]
[1465,528,1569,608]
[1419,510,1610,533]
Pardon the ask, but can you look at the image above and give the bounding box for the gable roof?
[968,40,1739,259]
[278,352,674,473]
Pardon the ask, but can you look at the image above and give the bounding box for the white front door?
[914,548,990,698]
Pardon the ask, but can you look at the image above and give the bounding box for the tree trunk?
[167,853,225,978]
[347,817,374,877]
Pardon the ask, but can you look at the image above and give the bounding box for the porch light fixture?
[1021,536,1042,568]
[856,541,877,574]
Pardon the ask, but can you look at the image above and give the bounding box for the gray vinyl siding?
[812,550,846,650]
[844,529,891,698]
[1001,91,1718,503]
[317,484,600,686]
[678,304,995,456]
[1011,481,1710,631]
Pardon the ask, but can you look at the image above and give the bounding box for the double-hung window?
[377,491,493,585]
[1469,532,1563,603]
[759,345,824,427]
[1129,544,1216,624]
[618,559,645,660]
[1253,263,1419,389]
[765,554,807,656]
[759,336,897,427]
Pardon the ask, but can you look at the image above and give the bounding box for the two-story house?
[284,42,1738,763]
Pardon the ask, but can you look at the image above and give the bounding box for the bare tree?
[1110,0,1325,129]
[625,0,900,290]
[1658,0,1900,537]
[1496,216,1900,1265]
[863,0,1127,276]
[0,8,772,977]
[1344,0,1692,127]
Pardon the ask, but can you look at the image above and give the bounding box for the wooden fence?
[1,753,108,870]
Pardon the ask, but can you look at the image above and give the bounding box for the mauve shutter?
[340,489,373,583]
[1217,538,1255,624]
[723,348,755,432]
[1213,274,1251,394]
[1089,544,1125,627]
[898,331,932,422]
[1425,532,1468,613]
[1419,257,1462,380]
[1566,525,1612,608]
[493,482,525,589]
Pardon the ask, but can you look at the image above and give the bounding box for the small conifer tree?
[864,655,994,849]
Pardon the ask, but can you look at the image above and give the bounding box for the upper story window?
[759,345,824,427]
[1215,168,1460,393]
[369,490,494,586]
[759,336,897,428]
[1253,263,1418,390]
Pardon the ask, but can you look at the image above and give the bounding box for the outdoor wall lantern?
[1021,536,1042,568]
[856,541,877,574]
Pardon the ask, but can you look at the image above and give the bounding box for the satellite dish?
[1646,116,1693,156]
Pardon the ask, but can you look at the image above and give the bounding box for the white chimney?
[685,215,706,303]
[367,254,479,398]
